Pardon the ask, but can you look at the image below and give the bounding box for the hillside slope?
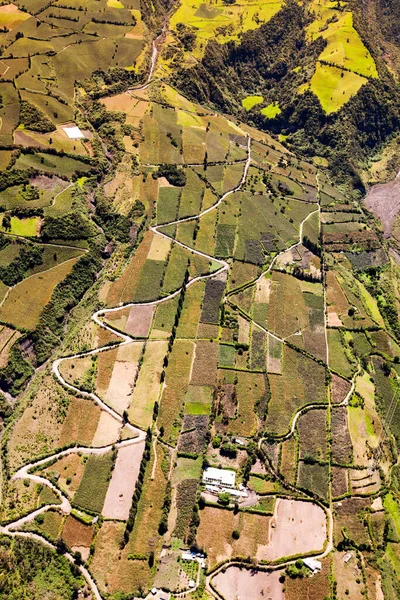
[0,1,400,600]
[169,0,400,190]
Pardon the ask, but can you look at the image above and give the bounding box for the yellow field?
[0,257,79,330]
[301,63,367,114]
[261,102,281,118]
[299,0,378,113]
[168,0,283,62]
[128,340,168,429]
[0,215,40,237]
[0,4,31,30]
[242,95,264,111]
[307,6,377,78]
[147,233,172,261]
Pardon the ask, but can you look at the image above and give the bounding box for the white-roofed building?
[63,125,85,139]
[181,552,195,561]
[202,467,235,488]
[303,558,322,574]
[222,487,248,498]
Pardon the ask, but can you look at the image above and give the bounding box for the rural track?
[2,73,339,600]
[1,135,251,600]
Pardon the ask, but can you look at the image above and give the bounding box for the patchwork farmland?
[0,0,399,599]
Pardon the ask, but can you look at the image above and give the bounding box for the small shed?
[303,558,322,574]
[63,125,85,139]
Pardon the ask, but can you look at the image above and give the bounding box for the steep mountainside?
[0,1,400,600]
[169,0,400,190]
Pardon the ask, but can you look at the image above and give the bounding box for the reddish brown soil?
[331,374,351,404]
[62,515,94,548]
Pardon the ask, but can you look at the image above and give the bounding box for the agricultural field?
[166,0,283,66]
[0,1,399,598]
[299,0,378,113]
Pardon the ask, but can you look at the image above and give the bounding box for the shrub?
[217,492,231,506]
[232,529,240,540]
[154,164,187,187]
[19,101,56,133]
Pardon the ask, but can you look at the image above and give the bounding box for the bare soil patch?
[258,498,326,561]
[334,551,366,600]
[102,440,145,520]
[62,515,94,549]
[125,304,154,337]
[365,178,400,238]
[14,130,45,148]
[105,360,138,413]
[91,411,122,446]
[103,342,143,413]
[327,310,343,326]
[101,92,137,113]
[213,567,284,600]
[147,234,171,261]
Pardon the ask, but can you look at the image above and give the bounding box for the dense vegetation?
[172,0,400,190]
[0,342,34,395]
[0,535,83,599]
[19,101,56,134]
[0,244,43,287]
[33,249,103,363]
[41,214,97,242]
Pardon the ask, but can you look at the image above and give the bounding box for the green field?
[261,102,281,119]
[9,216,39,237]
[242,95,264,111]
[74,453,114,514]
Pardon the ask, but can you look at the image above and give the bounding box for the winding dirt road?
[1,136,251,599]
[1,100,340,600]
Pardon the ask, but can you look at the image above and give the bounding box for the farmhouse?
[303,558,322,574]
[224,487,248,498]
[203,467,235,488]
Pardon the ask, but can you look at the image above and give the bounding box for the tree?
[217,492,231,506]
[56,538,67,554]
[2,214,11,231]
[148,551,154,568]
[212,434,222,448]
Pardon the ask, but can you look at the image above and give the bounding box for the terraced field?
[0,1,399,599]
